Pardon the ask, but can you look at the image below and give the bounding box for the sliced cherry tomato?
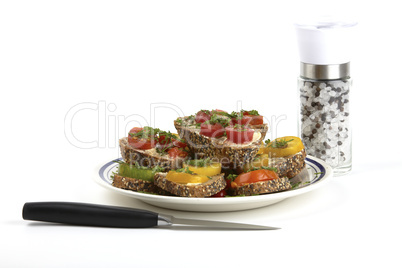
[172,139,187,148]
[167,147,188,158]
[230,115,252,126]
[128,136,155,150]
[231,169,279,187]
[241,111,263,125]
[200,123,225,138]
[211,189,227,197]
[249,115,263,125]
[225,126,254,144]
[128,127,143,135]
[195,110,211,123]
[128,127,156,150]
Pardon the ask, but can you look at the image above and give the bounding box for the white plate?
[94,156,333,212]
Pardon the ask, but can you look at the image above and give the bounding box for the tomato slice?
[129,127,143,135]
[195,110,211,123]
[172,139,187,148]
[225,126,254,144]
[232,169,279,187]
[241,111,263,125]
[128,135,155,150]
[249,115,263,125]
[200,123,225,138]
[231,115,252,126]
[167,147,188,158]
[128,127,156,150]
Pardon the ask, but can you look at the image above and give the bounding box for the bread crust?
[231,177,292,196]
[270,149,307,178]
[112,174,171,195]
[154,172,226,197]
[119,137,187,170]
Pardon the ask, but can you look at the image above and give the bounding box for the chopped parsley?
[175,166,195,174]
[268,138,294,148]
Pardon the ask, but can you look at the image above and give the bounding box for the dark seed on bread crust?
[119,137,186,170]
[154,172,226,197]
[231,177,292,196]
[112,174,171,195]
[174,118,268,168]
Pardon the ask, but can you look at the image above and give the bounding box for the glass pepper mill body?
[298,62,352,175]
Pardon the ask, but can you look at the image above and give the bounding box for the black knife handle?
[23,202,159,228]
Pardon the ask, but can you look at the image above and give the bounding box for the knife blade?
[22,202,279,230]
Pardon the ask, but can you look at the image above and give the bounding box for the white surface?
[1,1,402,268]
[295,17,357,65]
[94,156,333,212]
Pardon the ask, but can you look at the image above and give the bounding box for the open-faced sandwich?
[119,126,189,170]
[251,136,306,178]
[154,158,226,197]
[174,109,268,168]
[111,109,307,198]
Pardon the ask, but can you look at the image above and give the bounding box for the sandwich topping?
[166,167,210,184]
[261,136,304,157]
[230,168,279,188]
[127,126,188,159]
[183,158,222,177]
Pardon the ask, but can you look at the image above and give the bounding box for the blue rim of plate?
[98,156,327,190]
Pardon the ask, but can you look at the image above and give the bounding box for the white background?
[1,1,401,267]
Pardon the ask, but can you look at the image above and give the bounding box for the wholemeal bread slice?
[112,174,170,195]
[231,177,292,196]
[154,172,226,197]
[174,117,268,168]
[119,137,187,170]
[270,149,307,178]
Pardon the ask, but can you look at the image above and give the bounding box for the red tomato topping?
[128,127,156,150]
[128,127,143,135]
[225,126,254,144]
[249,115,263,125]
[167,147,188,158]
[241,111,263,125]
[195,110,211,124]
[230,115,252,126]
[231,169,279,187]
[200,123,225,138]
[128,136,155,150]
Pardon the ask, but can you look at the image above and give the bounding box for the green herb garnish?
[241,109,259,116]
[268,138,294,148]
[175,166,195,174]
[205,114,231,127]
[226,173,238,182]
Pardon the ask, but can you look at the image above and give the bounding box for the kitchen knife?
[22,202,279,230]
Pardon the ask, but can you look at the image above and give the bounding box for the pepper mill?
[295,17,357,176]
